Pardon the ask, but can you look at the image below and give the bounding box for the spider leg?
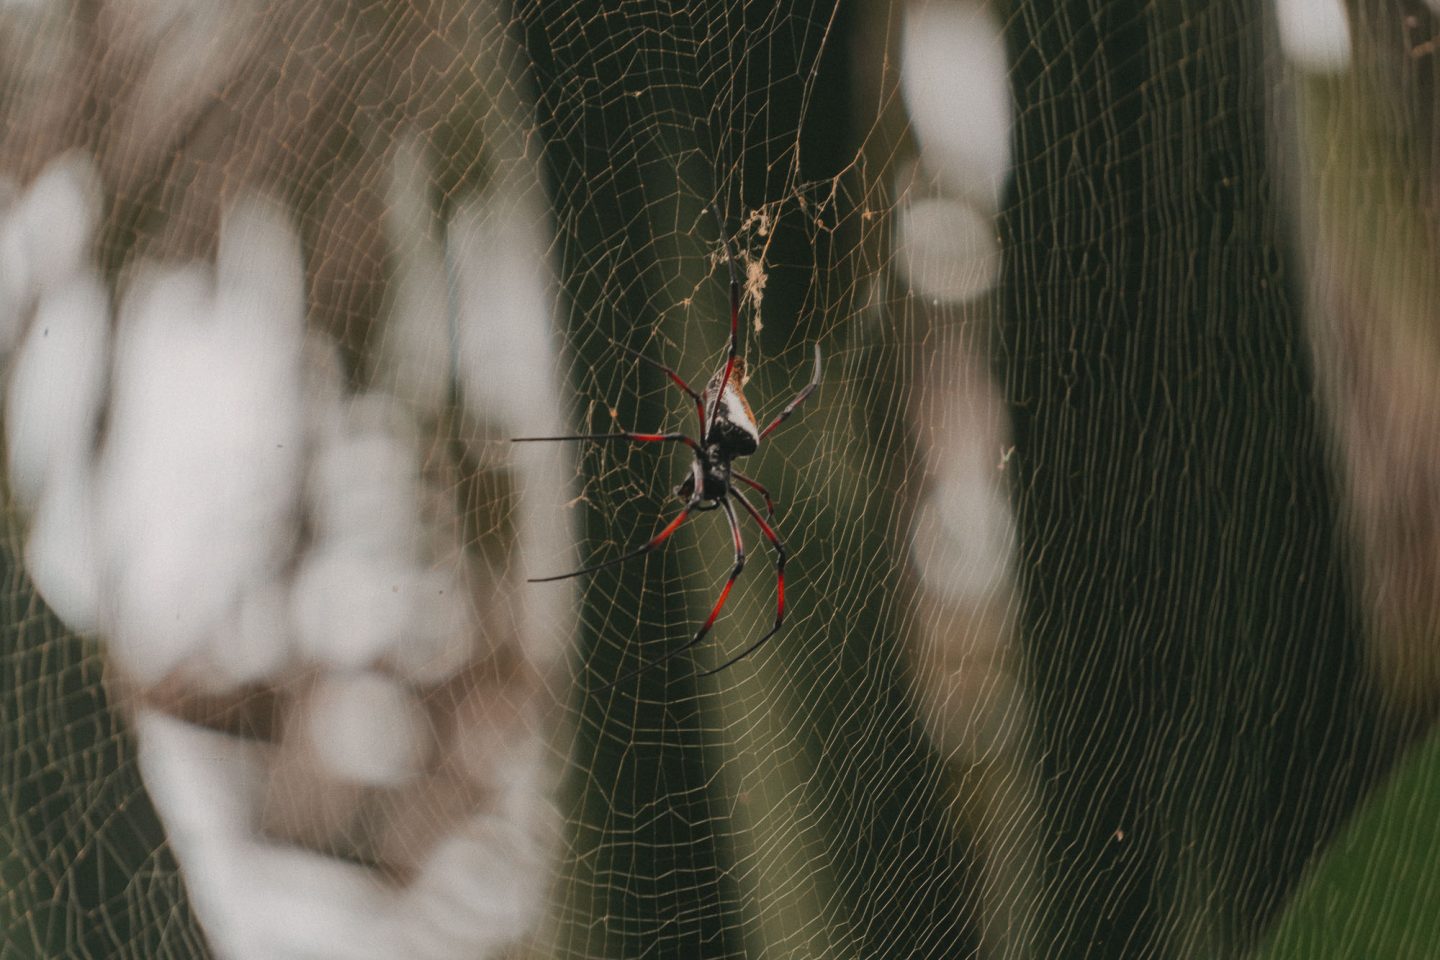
[702,487,787,676]
[612,340,708,436]
[758,342,822,441]
[597,496,746,689]
[529,497,700,583]
[731,471,776,522]
[512,432,700,453]
[708,205,742,429]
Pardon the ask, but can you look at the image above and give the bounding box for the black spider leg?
[702,487,787,676]
[708,205,742,430]
[527,494,702,583]
[598,496,746,689]
[611,340,708,436]
[758,342,823,440]
[511,432,699,452]
[731,471,776,521]
[511,431,701,582]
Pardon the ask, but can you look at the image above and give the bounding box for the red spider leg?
[529,496,701,583]
[598,496,747,689]
[731,471,776,521]
[708,206,742,430]
[512,432,700,453]
[758,342,822,440]
[612,341,708,435]
[702,487,787,676]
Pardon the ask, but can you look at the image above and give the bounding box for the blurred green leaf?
[1254,726,1440,959]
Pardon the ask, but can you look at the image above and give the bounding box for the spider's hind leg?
[702,487,787,676]
[597,496,746,689]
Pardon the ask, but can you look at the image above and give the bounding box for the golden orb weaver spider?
[513,209,822,685]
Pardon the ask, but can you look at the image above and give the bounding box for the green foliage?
[1254,728,1440,960]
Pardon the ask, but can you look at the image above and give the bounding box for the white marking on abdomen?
[720,384,759,442]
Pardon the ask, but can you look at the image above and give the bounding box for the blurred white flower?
[309,405,424,557]
[1275,0,1351,74]
[137,711,407,960]
[373,135,452,416]
[901,0,1012,212]
[449,185,576,664]
[894,194,1000,302]
[449,189,563,441]
[201,577,293,690]
[0,98,571,957]
[97,197,306,685]
[0,152,101,321]
[292,549,445,669]
[305,671,431,787]
[912,471,1014,606]
[24,463,103,632]
[3,154,108,628]
[6,271,109,509]
[894,3,1010,306]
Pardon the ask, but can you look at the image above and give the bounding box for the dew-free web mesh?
[0,0,1433,958]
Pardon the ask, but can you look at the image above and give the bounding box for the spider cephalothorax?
[513,210,821,684]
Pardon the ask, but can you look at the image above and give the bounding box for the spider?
[513,211,821,685]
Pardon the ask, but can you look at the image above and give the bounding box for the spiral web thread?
[0,1,1428,958]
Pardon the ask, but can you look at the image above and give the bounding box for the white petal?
[306,672,430,787]
[10,152,102,294]
[387,568,479,685]
[1275,0,1351,74]
[98,209,306,684]
[309,420,421,558]
[206,578,295,689]
[25,464,102,633]
[374,135,452,415]
[901,1,1012,209]
[290,549,417,669]
[449,191,562,438]
[911,472,1014,605]
[6,272,110,508]
[136,711,402,960]
[399,813,552,958]
[895,196,999,303]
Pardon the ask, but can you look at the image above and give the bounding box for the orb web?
[0,1,1431,959]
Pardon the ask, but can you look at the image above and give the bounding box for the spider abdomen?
[703,359,759,458]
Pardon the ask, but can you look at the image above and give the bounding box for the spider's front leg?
[757,343,822,441]
[527,495,701,583]
[512,431,699,452]
[611,340,708,436]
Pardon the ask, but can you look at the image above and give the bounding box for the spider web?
[0,0,1431,958]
